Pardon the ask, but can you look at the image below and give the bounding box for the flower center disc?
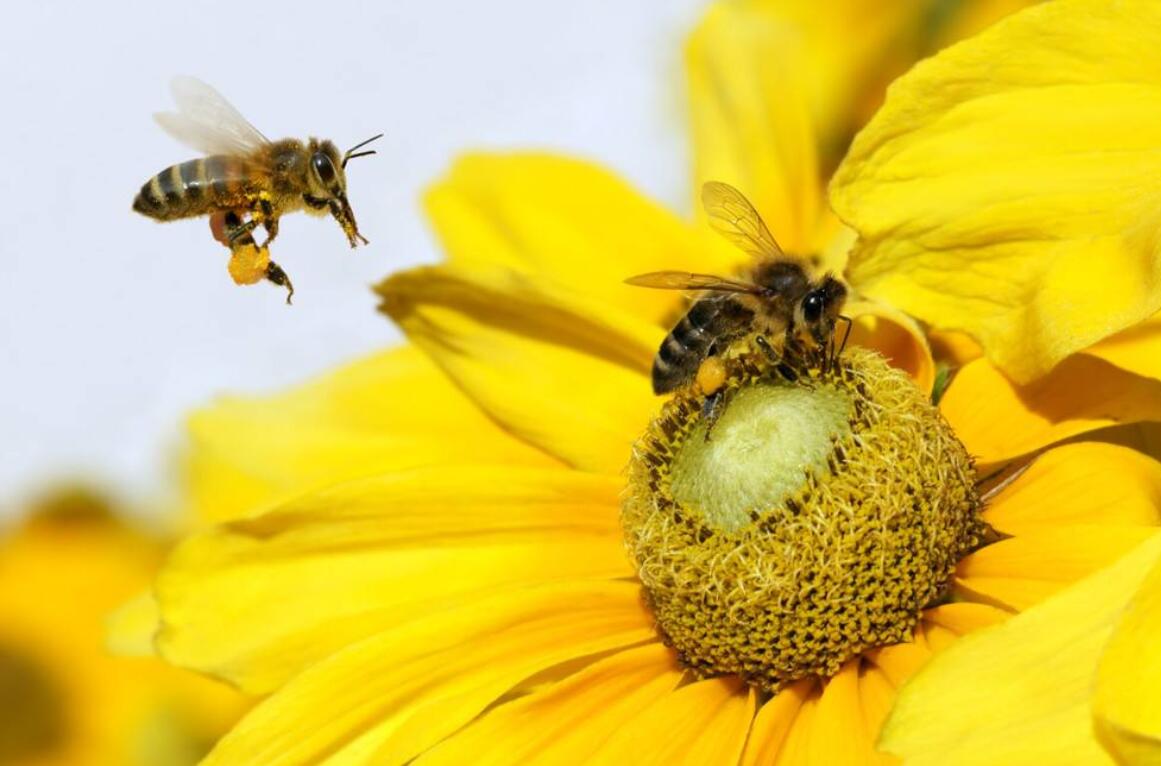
[622,344,982,690]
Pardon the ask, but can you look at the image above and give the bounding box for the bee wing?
[624,270,764,294]
[701,181,787,261]
[153,76,270,156]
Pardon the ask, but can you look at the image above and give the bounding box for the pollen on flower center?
[670,383,853,533]
[622,343,983,691]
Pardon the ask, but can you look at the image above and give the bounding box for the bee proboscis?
[626,181,850,397]
[132,77,381,302]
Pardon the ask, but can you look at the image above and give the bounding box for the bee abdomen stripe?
[687,299,717,329]
[205,155,240,197]
[133,180,162,214]
[157,165,184,207]
[179,159,207,205]
[674,313,706,340]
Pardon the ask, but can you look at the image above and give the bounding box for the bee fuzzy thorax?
[629,182,849,397]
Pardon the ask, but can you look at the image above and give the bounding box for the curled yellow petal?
[845,298,934,392]
[880,533,1161,766]
[1094,557,1161,763]
[831,0,1161,383]
[983,442,1161,535]
[941,354,1161,465]
[185,345,558,523]
[377,261,661,475]
[1086,311,1161,383]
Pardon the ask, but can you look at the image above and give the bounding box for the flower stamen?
[622,342,984,690]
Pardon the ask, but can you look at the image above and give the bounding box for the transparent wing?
[624,270,763,294]
[153,76,269,155]
[701,181,786,261]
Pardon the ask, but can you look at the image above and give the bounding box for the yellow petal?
[415,643,681,766]
[105,588,160,657]
[941,354,1161,465]
[425,153,738,329]
[377,261,660,474]
[686,0,821,254]
[865,632,933,689]
[984,443,1161,535]
[200,580,654,766]
[589,677,756,766]
[857,663,897,742]
[956,525,1157,610]
[1094,557,1161,763]
[831,0,1161,383]
[740,680,816,766]
[920,602,1010,636]
[928,329,983,368]
[845,298,935,392]
[0,506,248,765]
[883,532,1161,766]
[157,467,631,693]
[766,662,890,766]
[810,661,889,766]
[929,0,1042,51]
[770,690,820,766]
[1086,310,1161,382]
[185,345,558,523]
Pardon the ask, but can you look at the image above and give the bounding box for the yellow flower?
[0,489,246,766]
[876,535,1161,765]
[152,0,1161,764]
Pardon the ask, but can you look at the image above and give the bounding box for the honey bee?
[132,77,381,302]
[626,181,849,396]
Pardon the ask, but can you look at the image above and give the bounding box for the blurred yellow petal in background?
[0,489,245,766]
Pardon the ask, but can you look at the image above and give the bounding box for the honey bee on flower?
[132,77,381,303]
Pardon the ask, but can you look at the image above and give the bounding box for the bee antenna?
[343,133,384,167]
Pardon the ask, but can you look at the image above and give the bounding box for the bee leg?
[754,334,778,361]
[264,261,295,305]
[702,389,730,442]
[259,215,280,249]
[226,217,262,245]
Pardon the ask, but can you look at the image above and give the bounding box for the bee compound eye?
[312,153,337,187]
[803,292,824,322]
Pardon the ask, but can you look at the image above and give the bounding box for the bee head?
[306,140,348,201]
[798,276,848,347]
[303,135,381,248]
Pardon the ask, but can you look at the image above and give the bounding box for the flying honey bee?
[626,181,849,397]
[132,77,381,302]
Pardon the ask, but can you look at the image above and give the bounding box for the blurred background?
[0,0,707,517]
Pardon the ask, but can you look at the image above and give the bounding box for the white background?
[0,0,709,516]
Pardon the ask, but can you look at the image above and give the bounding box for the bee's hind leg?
[264,261,295,305]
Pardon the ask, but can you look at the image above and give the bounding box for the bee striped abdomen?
[132,155,249,221]
[652,297,753,395]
